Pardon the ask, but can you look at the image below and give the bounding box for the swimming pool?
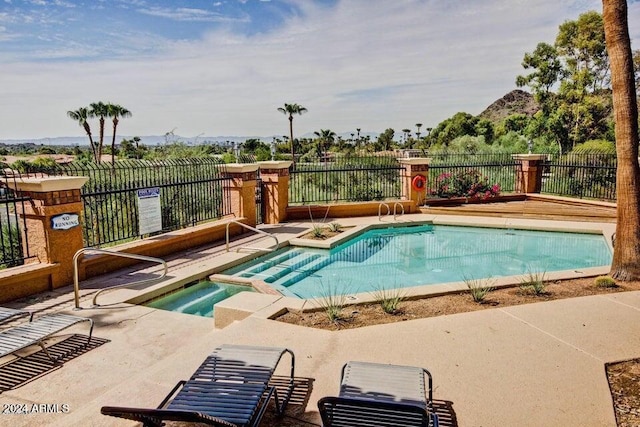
[223,224,612,299]
[145,281,254,317]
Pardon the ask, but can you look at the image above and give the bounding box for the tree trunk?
[603,0,640,280]
[289,116,295,165]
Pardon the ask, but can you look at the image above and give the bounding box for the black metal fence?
[426,154,520,197]
[59,158,233,247]
[0,174,32,268]
[541,153,617,201]
[289,155,405,204]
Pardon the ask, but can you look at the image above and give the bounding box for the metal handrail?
[393,202,405,220]
[226,220,279,252]
[73,248,168,309]
[378,202,390,220]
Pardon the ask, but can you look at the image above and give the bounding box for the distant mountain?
[478,89,539,122]
[0,132,381,146]
[0,135,270,146]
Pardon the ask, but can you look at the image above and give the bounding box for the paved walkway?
[0,215,635,426]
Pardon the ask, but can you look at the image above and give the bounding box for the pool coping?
[118,214,615,327]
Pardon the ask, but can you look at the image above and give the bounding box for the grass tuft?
[519,270,547,295]
[464,277,495,303]
[371,286,406,314]
[317,282,349,323]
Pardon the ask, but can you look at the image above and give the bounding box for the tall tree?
[67,107,97,161]
[89,101,108,161]
[277,103,307,164]
[602,0,640,280]
[556,10,610,92]
[106,103,132,164]
[313,129,336,160]
[516,42,564,103]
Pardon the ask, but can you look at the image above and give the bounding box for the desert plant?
[464,277,495,303]
[519,270,547,295]
[371,286,406,314]
[594,276,617,288]
[311,225,326,239]
[317,282,349,323]
[328,222,342,233]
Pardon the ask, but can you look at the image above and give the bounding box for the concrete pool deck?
[0,214,633,426]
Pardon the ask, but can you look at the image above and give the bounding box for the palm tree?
[67,107,97,161]
[106,103,132,164]
[402,129,411,144]
[415,123,423,141]
[603,0,640,280]
[89,101,108,161]
[313,129,336,161]
[277,103,307,164]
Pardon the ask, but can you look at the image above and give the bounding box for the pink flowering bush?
[432,170,501,200]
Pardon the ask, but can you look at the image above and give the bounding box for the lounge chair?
[0,313,93,363]
[318,361,439,427]
[101,344,295,427]
[0,307,32,325]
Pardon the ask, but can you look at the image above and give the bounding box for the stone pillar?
[398,158,431,209]
[11,176,88,288]
[512,154,547,193]
[257,161,292,224]
[223,164,259,227]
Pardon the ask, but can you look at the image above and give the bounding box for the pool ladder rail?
[73,248,168,310]
[378,202,405,221]
[225,220,280,253]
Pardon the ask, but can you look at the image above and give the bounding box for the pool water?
[145,281,254,317]
[223,224,612,299]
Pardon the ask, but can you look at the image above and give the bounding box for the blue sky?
[1,0,639,140]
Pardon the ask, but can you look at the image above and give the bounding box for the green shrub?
[432,169,500,199]
[594,276,617,288]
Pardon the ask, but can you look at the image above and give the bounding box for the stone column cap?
[6,176,88,192]
[224,163,260,173]
[257,161,292,169]
[397,157,431,165]
[512,154,549,161]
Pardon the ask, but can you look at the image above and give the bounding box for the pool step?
[173,286,228,314]
[276,256,334,288]
[235,252,322,282]
[240,250,305,276]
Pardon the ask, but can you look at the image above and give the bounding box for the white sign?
[137,187,162,235]
[51,213,80,230]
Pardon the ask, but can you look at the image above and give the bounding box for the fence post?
[512,154,547,193]
[9,176,88,287]
[398,158,431,210]
[257,161,292,224]
[223,164,259,227]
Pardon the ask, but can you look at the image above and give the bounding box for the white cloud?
[137,6,243,23]
[1,0,637,140]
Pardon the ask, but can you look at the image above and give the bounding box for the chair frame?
[102,344,295,427]
[318,361,438,427]
[0,313,93,363]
